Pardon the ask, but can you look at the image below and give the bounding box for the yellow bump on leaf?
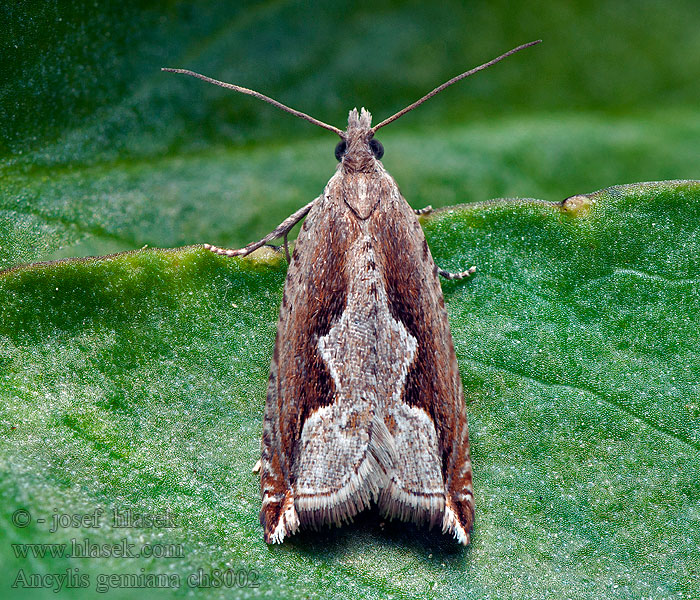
[247,245,288,264]
[561,194,596,217]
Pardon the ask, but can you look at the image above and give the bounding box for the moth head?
[334,108,384,173]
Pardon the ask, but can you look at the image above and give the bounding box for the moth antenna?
[371,40,542,133]
[161,68,344,137]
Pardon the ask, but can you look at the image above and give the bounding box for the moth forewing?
[163,40,541,545]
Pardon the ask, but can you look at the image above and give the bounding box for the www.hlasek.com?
[13,537,184,559]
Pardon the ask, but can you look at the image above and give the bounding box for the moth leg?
[417,206,473,279]
[204,197,317,258]
[260,233,291,262]
[282,232,291,263]
[438,265,476,280]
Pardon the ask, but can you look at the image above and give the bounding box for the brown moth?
[163,40,540,545]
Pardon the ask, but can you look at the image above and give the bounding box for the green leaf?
[1,181,698,599]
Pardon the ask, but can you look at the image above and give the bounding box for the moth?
[163,40,539,545]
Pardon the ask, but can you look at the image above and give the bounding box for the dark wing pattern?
[371,182,474,543]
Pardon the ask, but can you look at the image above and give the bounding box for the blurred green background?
[3,0,700,157]
[1,0,698,268]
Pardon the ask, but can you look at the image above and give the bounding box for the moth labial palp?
[162,39,541,546]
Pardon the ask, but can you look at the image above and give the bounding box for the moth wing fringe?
[378,484,446,530]
[266,492,300,544]
[441,502,471,546]
[295,414,395,529]
[295,452,381,529]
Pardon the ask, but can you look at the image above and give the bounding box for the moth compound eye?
[369,138,384,159]
[335,140,347,161]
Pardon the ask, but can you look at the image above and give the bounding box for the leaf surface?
[1,181,698,599]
